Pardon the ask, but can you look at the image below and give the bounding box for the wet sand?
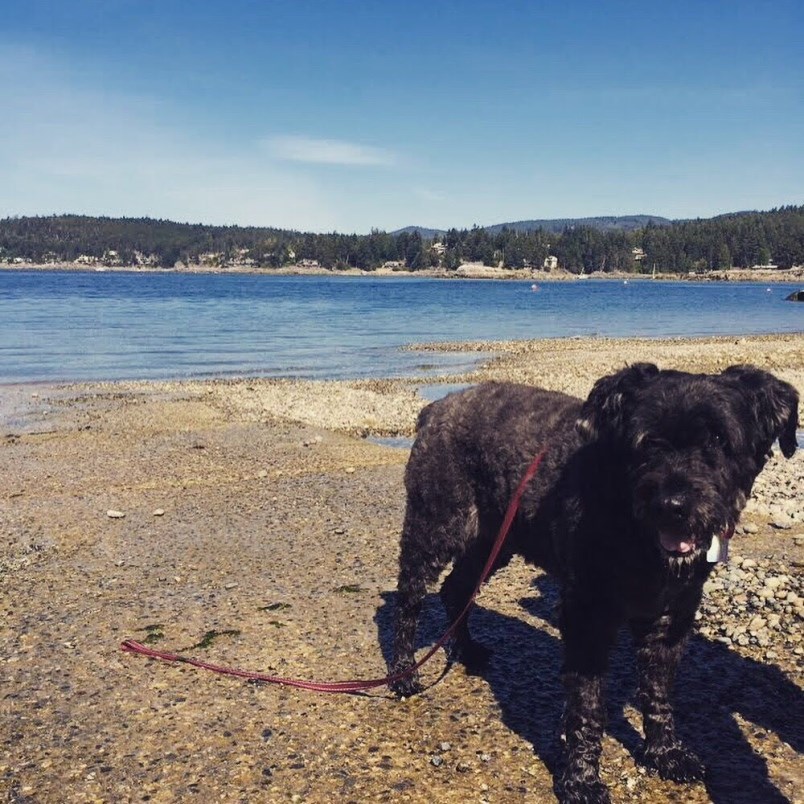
[2,334,803,802]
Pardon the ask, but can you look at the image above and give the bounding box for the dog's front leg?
[556,598,618,804]
[630,610,705,782]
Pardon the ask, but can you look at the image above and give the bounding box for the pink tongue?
[660,533,695,554]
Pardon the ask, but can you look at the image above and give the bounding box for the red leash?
[121,449,548,693]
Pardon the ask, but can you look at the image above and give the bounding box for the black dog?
[389,364,799,803]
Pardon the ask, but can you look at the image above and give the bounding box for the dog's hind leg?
[389,494,485,696]
[388,568,427,696]
[439,519,513,674]
[388,505,456,696]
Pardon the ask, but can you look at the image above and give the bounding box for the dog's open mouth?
[658,531,698,556]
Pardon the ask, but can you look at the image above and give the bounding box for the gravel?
[2,332,801,803]
[698,555,803,658]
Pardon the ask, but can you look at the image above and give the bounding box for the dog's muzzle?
[658,530,698,556]
[647,489,703,556]
[634,471,725,559]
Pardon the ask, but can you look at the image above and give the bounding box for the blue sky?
[1,0,802,232]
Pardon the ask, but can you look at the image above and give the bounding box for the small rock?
[257,470,269,478]
[430,755,443,767]
[106,510,126,519]
[742,522,759,534]
[765,576,789,589]
[153,509,165,517]
[345,467,356,474]
[224,582,238,590]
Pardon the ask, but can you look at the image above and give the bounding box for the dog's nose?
[661,493,689,517]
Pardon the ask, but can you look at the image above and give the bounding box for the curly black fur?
[389,364,798,803]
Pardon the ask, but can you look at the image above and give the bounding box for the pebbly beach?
[2,333,803,803]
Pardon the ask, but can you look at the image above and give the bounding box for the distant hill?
[484,215,672,234]
[393,215,672,237]
[391,225,445,238]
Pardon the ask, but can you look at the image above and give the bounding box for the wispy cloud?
[264,135,397,167]
[413,187,446,203]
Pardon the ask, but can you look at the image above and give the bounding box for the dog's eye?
[634,434,671,452]
[707,431,725,449]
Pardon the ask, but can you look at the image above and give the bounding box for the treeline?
[1,206,802,273]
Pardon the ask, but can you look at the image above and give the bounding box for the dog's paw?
[450,638,492,675]
[555,773,611,804]
[645,742,705,782]
[388,668,423,698]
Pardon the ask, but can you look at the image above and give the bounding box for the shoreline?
[3,333,803,436]
[2,261,804,284]
[2,332,802,802]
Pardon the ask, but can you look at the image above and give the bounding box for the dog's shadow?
[375,576,803,804]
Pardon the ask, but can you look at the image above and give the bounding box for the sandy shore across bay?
[4,260,804,284]
[2,333,802,802]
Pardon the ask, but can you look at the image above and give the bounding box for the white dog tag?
[706,534,729,563]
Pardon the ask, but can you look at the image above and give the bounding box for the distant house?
[102,250,123,266]
[382,260,406,270]
[133,250,158,267]
[232,247,253,264]
[199,252,221,266]
[431,242,447,256]
[543,255,559,271]
[632,247,646,261]
[297,259,321,269]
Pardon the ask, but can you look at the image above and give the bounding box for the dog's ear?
[721,365,799,458]
[577,363,660,440]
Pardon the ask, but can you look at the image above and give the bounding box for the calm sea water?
[0,270,801,383]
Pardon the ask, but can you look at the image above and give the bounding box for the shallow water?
[0,270,801,383]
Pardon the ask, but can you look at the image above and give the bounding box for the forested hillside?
[1,206,802,274]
